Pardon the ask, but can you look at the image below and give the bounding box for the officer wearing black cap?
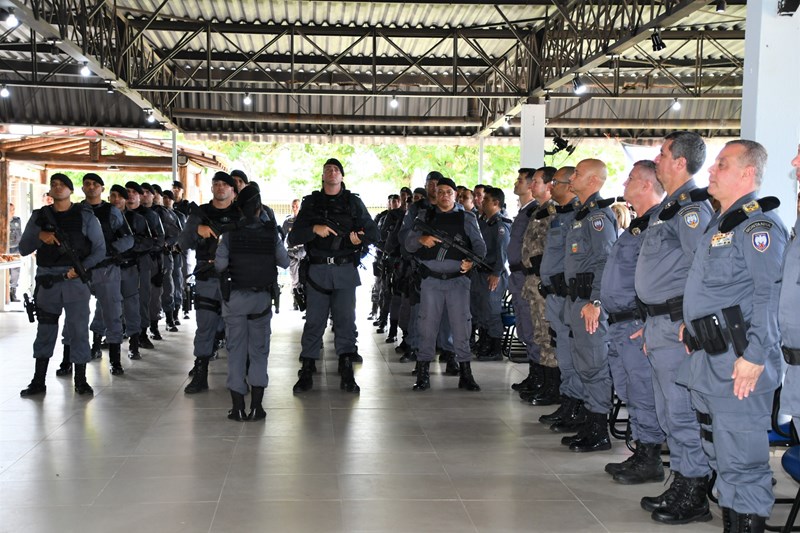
[140,183,169,340]
[170,180,191,319]
[178,171,239,394]
[162,189,187,326]
[18,173,106,397]
[150,184,182,333]
[215,183,289,420]
[172,180,189,217]
[289,158,379,394]
[230,169,283,242]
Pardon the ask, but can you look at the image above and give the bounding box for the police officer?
[559,159,617,453]
[405,177,487,391]
[8,202,21,302]
[18,174,105,397]
[162,189,186,326]
[152,184,182,333]
[474,186,511,361]
[680,140,786,532]
[216,183,289,421]
[634,132,714,523]
[782,143,800,447]
[600,161,666,484]
[178,171,239,394]
[141,183,168,341]
[283,199,306,311]
[519,167,561,405]
[289,158,379,394]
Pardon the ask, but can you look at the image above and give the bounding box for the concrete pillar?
[520,104,546,169]
[740,0,800,226]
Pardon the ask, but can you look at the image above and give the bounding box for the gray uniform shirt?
[540,197,580,286]
[508,199,537,267]
[780,218,800,415]
[481,212,511,276]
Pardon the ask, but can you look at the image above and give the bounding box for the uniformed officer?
[378,194,403,341]
[405,177,487,391]
[781,143,800,441]
[600,161,666,484]
[216,183,289,421]
[141,183,169,340]
[474,186,511,361]
[162,189,186,326]
[537,167,586,431]
[170,181,191,321]
[178,171,239,393]
[8,202,21,302]
[282,199,306,311]
[289,158,379,394]
[18,174,105,397]
[680,140,786,532]
[519,167,561,405]
[558,159,617,453]
[635,132,714,524]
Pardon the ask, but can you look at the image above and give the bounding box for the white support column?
[478,136,486,184]
[740,0,800,226]
[171,130,178,182]
[520,104,546,169]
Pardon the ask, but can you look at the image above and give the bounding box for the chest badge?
[572,221,582,229]
[571,243,578,253]
[592,218,604,231]
[710,232,733,248]
[684,212,699,229]
[752,231,770,252]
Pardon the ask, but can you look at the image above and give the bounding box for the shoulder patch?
[591,216,605,232]
[752,231,770,252]
[683,211,700,229]
[678,205,699,217]
[745,220,773,233]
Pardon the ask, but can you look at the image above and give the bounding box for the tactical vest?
[308,190,359,252]
[417,209,468,262]
[228,222,278,290]
[196,203,238,261]
[89,202,115,254]
[36,205,92,267]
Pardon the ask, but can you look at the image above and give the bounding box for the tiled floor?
[0,286,797,533]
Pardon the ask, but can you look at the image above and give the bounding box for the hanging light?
[0,85,9,98]
[651,29,667,52]
[671,98,682,111]
[502,116,510,130]
[243,93,252,105]
[0,9,18,27]
[572,73,586,95]
[105,81,114,94]
[145,109,156,123]
[715,0,727,13]
[80,62,91,77]
[389,94,399,109]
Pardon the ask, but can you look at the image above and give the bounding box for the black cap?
[161,190,174,200]
[172,180,184,190]
[323,158,345,176]
[151,184,163,195]
[212,171,237,189]
[237,181,261,204]
[436,177,457,191]
[140,182,155,194]
[230,169,249,183]
[82,173,104,186]
[50,173,74,191]
[125,181,144,195]
[426,171,444,182]
[413,187,426,196]
[110,184,129,199]
[400,186,412,195]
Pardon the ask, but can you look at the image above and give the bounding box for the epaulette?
[659,187,710,221]
[524,202,540,218]
[535,202,558,220]
[500,216,513,224]
[718,197,780,233]
[575,197,618,221]
[627,214,651,236]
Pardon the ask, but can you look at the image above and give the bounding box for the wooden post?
[0,160,8,254]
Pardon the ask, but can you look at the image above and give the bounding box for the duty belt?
[607,309,641,325]
[509,263,536,276]
[683,307,749,357]
[418,263,465,281]
[644,295,684,322]
[782,346,800,366]
[308,254,356,266]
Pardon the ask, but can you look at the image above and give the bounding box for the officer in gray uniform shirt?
[634,131,714,524]
[18,174,105,397]
[162,189,186,326]
[782,144,800,439]
[599,161,665,484]
[289,158,379,394]
[215,183,289,421]
[405,177,487,391]
[151,184,182,333]
[560,159,617,453]
[537,167,585,430]
[681,140,787,532]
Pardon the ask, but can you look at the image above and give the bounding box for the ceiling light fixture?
[671,98,682,111]
[502,116,510,130]
[572,73,587,95]
[145,109,156,123]
[243,93,252,105]
[105,82,114,94]
[0,85,9,98]
[0,9,18,27]
[389,94,399,109]
[715,0,727,13]
[80,62,91,77]
[651,28,667,52]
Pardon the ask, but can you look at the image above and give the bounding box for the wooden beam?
[7,154,174,168]
[42,164,176,173]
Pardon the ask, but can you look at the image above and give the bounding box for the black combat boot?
[524,367,561,406]
[150,320,163,340]
[395,338,408,353]
[651,474,712,524]
[55,345,72,376]
[550,399,588,433]
[73,363,94,395]
[722,508,738,533]
[249,386,266,420]
[458,361,481,391]
[385,321,398,343]
[473,329,490,356]
[568,412,611,452]
[613,442,665,484]
[109,343,124,375]
[296,359,317,376]
[512,362,543,393]
[339,354,360,394]
[128,334,141,359]
[165,313,178,332]
[539,397,573,425]
[736,513,765,533]
[293,358,315,393]
[139,328,155,349]
[184,358,209,394]
[20,359,49,397]
[10,287,18,302]
[605,440,642,476]
[476,337,503,361]
[641,471,685,512]
[412,361,430,391]
[440,351,459,376]
[173,308,181,326]
[90,333,103,360]
[227,390,248,421]
[399,349,417,363]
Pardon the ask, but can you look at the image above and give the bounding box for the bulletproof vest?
[122,210,149,259]
[89,201,115,254]
[308,190,358,252]
[36,204,92,267]
[228,222,278,290]
[417,209,468,262]
[196,202,238,261]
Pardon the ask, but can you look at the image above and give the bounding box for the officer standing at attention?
[634,132,714,524]
[405,177,487,391]
[216,183,289,421]
[474,186,511,361]
[289,158,379,394]
[178,172,239,394]
[19,174,105,397]
[141,183,168,341]
[151,184,182,333]
[680,140,786,532]
[781,144,800,447]
[162,189,186,326]
[600,161,666,484]
[283,199,306,311]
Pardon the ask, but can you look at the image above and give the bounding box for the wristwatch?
[591,299,602,308]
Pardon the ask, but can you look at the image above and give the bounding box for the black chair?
[766,445,800,532]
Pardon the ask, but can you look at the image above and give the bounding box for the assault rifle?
[316,216,364,250]
[39,207,92,286]
[412,218,492,273]
[188,202,244,238]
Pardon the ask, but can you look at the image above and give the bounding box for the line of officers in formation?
[12,136,800,533]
